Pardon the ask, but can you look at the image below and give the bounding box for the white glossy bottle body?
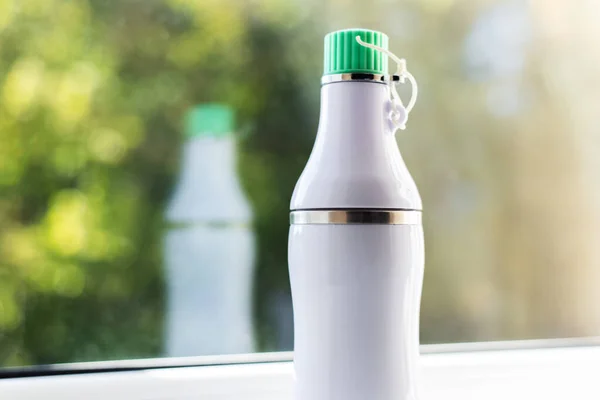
[165,136,254,356]
[289,81,424,400]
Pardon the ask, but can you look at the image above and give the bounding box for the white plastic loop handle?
[355,36,418,131]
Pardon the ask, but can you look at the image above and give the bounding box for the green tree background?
[0,0,321,365]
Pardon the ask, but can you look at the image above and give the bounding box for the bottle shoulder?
[291,141,422,210]
[291,170,422,210]
[292,82,422,211]
[166,139,252,223]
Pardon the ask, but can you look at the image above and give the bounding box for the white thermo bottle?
[165,104,255,356]
[288,29,424,400]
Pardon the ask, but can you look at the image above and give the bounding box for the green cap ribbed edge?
[184,104,234,138]
[324,29,389,75]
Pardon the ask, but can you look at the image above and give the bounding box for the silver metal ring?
[321,74,402,86]
[290,210,421,225]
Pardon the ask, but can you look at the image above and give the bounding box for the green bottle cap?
[185,104,235,138]
[323,28,389,76]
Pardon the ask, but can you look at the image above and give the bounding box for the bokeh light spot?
[1,58,45,117]
[44,190,89,257]
[88,128,127,164]
[51,62,102,130]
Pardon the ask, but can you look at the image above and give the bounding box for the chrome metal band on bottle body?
[290,210,421,225]
[321,73,402,86]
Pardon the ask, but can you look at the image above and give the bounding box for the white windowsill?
[1,342,599,400]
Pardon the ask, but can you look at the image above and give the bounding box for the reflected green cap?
[324,29,389,75]
[185,104,234,138]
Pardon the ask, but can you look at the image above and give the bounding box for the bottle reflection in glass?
[164,104,255,356]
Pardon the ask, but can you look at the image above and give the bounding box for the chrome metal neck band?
[290,210,421,225]
[321,73,402,86]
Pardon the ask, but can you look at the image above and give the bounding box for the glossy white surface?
[289,224,424,400]
[164,136,255,356]
[2,345,600,400]
[290,81,422,211]
[289,79,424,399]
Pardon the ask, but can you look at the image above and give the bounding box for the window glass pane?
[1,0,599,367]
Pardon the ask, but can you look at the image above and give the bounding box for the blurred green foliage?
[0,0,319,366]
